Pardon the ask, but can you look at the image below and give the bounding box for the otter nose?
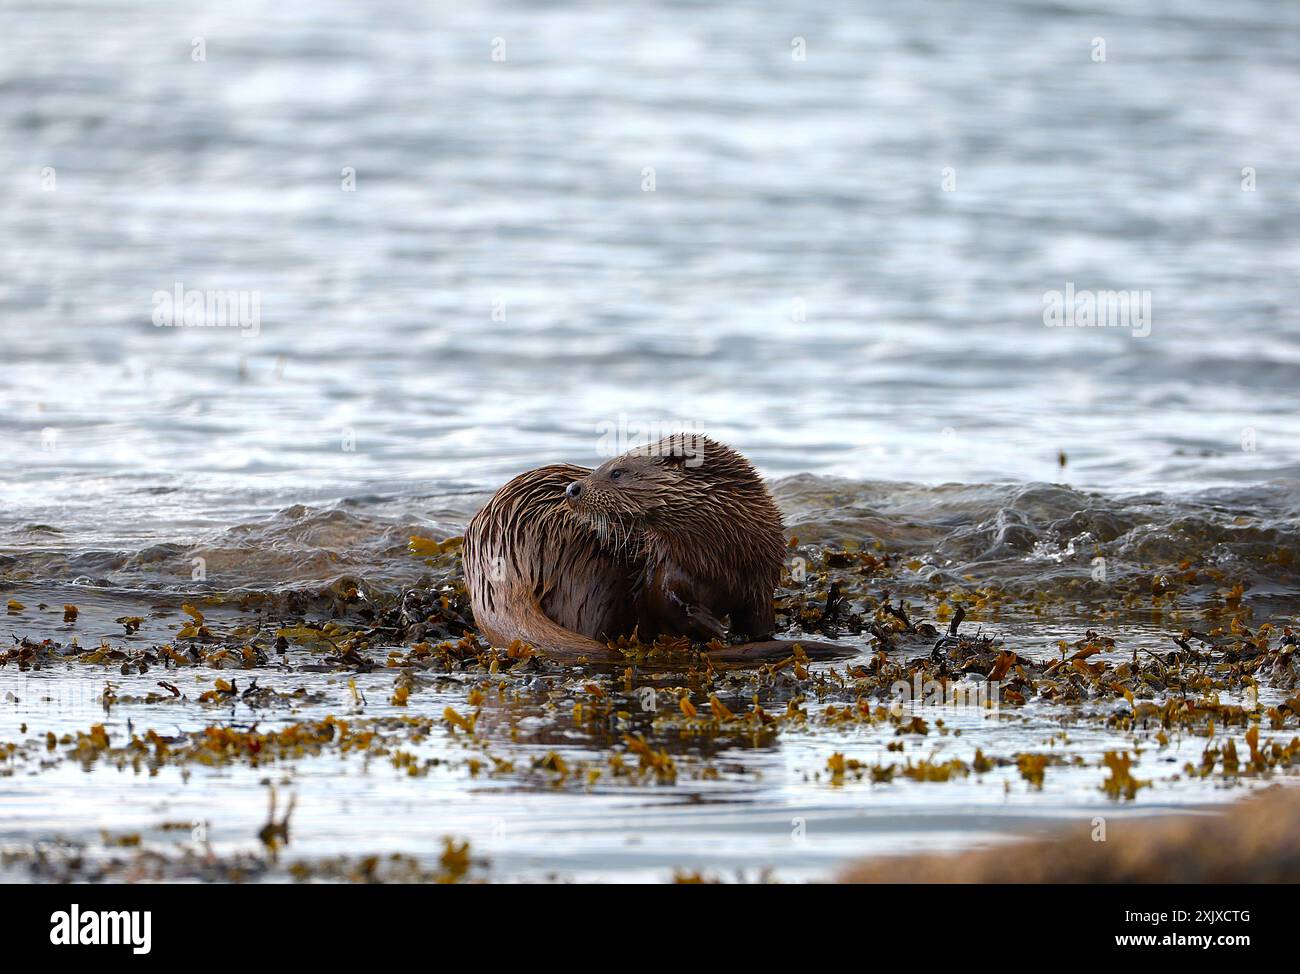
[565,481,582,500]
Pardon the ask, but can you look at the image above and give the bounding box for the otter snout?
[565,480,582,500]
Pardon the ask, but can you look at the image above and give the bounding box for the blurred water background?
[3,0,1300,544]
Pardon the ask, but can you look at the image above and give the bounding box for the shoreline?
[839,785,1300,883]
[2,525,1297,883]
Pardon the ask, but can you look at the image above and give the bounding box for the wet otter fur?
[565,434,786,643]
[464,435,849,663]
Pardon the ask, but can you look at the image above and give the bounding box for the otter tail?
[478,601,855,666]
[705,638,856,664]
[474,590,612,661]
[479,619,854,666]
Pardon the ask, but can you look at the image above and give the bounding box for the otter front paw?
[665,590,728,642]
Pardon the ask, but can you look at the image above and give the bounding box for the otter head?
[563,434,717,538]
[566,433,784,575]
[565,449,683,529]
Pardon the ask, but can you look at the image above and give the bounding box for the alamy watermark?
[889,673,1003,712]
[1043,283,1151,338]
[152,283,261,337]
[595,414,706,467]
[50,904,151,954]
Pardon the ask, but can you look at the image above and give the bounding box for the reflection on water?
[2,477,1297,882]
[2,612,1294,884]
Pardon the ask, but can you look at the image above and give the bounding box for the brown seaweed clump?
[840,786,1300,883]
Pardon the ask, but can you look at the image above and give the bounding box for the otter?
[464,434,849,663]
[564,434,785,644]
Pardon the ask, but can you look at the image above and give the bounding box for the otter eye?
[610,468,626,481]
